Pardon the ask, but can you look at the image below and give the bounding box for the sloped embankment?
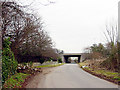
[79,60,120,85]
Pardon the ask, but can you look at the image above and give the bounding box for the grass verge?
[79,63,120,85]
[34,63,64,68]
[3,73,30,88]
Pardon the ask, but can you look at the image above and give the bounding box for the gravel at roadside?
[24,67,54,88]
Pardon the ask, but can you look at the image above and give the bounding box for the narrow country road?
[37,64,118,88]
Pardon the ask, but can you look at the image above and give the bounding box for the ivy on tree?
[2,37,18,84]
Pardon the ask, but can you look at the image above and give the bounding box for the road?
[37,64,118,88]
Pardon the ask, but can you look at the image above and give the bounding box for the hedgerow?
[2,37,18,84]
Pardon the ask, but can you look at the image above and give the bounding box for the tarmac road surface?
[37,64,118,88]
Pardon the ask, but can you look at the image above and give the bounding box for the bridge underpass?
[62,53,81,63]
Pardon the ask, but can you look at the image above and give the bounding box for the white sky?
[19,0,119,53]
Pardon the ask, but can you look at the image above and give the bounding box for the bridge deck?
[63,53,81,55]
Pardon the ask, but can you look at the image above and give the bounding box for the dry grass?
[82,59,106,70]
[79,59,120,85]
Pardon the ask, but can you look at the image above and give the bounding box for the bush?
[2,37,18,84]
[39,58,45,64]
[29,61,33,67]
[58,58,62,63]
[48,57,53,62]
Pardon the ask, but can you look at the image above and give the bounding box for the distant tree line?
[83,43,111,60]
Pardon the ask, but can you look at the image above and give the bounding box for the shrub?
[48,57,53,62]
[29,61,33,67]
[2,37,18,84]
[58,58,62,63]
[39,58,45,64]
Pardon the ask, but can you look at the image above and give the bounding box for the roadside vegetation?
[83,20,119,71]
[81,21,119,85]
[1,0,63,88]
[79,61,120,85]
[3,73,29,88]
[2,38,18,84]
[34,63,64,68]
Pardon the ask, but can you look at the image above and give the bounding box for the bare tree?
[103,21,118,71]
[104,21,118,44]
[2,0,59,63]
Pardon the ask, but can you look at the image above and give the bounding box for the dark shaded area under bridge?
[63,53,81,63]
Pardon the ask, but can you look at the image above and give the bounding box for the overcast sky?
[20,0,119,53]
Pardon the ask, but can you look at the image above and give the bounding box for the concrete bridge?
[61,53,82,63]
